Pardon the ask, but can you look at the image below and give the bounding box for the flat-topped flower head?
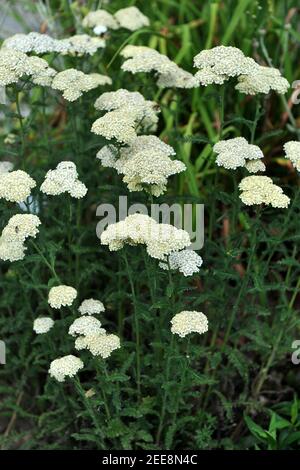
[0,214,41,262]
[48,285,77,309]
[75,332,120,358]
[0,48,30,85]
[114,6,150,31]
[239,176,290,208]
[284,141,300,170]
[159,249,203,276]
[51,69,111,101]
[171,311,208,337]
[213,137,264,171]
[235,65,289,95]
[82,10,119,29]
[78,299,105,315]
[121,45,197,89]
[2,32,67,54]
[49,355,84,382]
[194,46,256,85]
[69,316,105,337]
[0,170,36,202]
[41,161,87,199]
[60,35,105,56]
[33,317,54,334]
[100,213,191,259]
[91,109,139,144]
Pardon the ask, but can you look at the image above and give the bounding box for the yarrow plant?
[1,0,300,453]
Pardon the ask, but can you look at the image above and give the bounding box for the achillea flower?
[0,214,41,262]
[79,299,105,315]
[51,69,111,101]
[33,317,54,334]
[193,46,256,85]
[100,214,191,260]
[48,285,77,309]
[69,316,105,337]
[213,137,264,170]
[239,176,290,208]
[60,35,105,56]
[114,7,150,31]
[0,161,13,174]
[25,56,57,86]
[284,141,300,170]
[94,89,160,134]
[245,159,266,174]
[2,32,67,54]
[0,169,36,202]
[235,65,289,95]
[82,10,119,30]
[4,133,16,145]
[171,311,208,337]
[49,355,84,382]
[91,109,139,144]
[159,249,203,276]
[120,45,197,89]
[75,332,120,358]
[40,161,87,199]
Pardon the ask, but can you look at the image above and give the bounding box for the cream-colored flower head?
[33,317,54,334]
[0,161,14,174]
[93,89,160,140]
[245,160,266,174]
[40,161,87,199]
[75,332,120,358]
[171,311,208,337]
[60,35,105,56]
[82,10,119,29]
[2,32,67,54]
[235,65,289,95]
[159,249,203,276]
[239,176,290,208]
[0,170,36,202]
[284,141,300,170]
[4,134,16,145]
[193,46,256,85]
[101,213,191,260]
[25,56,57,86]
[213,137,264,171]
[69,316,105,337]
[0,214,41,262]
[49,355,84,382]
[51,69,111,101]
[78,299,105,315]
[121,45,197,89]
[0,48,30,85]
[114,7,150,31]
[48,285,77,309]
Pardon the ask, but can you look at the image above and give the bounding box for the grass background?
[0,0,300,450]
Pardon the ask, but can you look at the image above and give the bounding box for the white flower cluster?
[51,69,111,101]
[48,285,77,309]
[97,135,185,196]
[213,137,265,172]
[120,45,197,89]
[69,316,105,337]
[193,46,289,94]
[101,213,191,260]
[69,312,120,359]
[92,89,160,143]
[159,249,203,276]
[4,133,16,145]
[83,7,149,32]
[78,298,105,315]
[0,214,41,262]
[0,169,36,202]
[239,176,290,208]
[0,48,57,86]
[33,317,54,334]
[283,141,300,171]
[2,32,105,56]
[40,161,87,199]
[170,311,208,337]
[49,355,84,382]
